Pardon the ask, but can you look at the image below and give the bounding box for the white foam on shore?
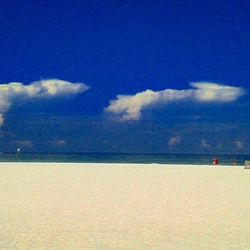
[0,162,249,249]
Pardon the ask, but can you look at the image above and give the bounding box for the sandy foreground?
[0,163,250,250]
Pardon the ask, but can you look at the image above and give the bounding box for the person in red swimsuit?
[213,158,219,166]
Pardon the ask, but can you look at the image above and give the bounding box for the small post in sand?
[245,161,250,169]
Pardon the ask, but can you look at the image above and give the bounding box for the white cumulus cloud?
[105,82,245,121]
[0,79,89,126]
[191,82,245,102]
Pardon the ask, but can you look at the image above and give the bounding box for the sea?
[0,152,249,166]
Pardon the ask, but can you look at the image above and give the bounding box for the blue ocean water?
[0,153,249,166]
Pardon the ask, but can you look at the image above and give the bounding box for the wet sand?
[0,162,249,249]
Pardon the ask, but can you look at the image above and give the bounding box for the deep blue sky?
[0,0,250,153]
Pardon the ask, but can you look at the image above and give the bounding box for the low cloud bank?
[16,140,33,147]
[168,136,182,146]
[234,140,244,149]
[0,79,89,126]
[105,82,245,121]
[200,139,210,149]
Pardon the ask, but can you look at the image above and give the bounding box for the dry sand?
[0,162,250,250]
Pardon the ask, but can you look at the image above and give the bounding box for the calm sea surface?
[0,153,249,166]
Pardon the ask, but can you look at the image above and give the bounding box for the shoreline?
[0,162,244,167]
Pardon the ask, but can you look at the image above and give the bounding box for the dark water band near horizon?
[0,153,249,166]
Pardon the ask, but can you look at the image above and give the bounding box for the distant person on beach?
[232,159,237,166]
[213,158,219,166]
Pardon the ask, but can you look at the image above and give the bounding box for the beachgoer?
[213,158,219,166]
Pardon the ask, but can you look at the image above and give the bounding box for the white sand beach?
[0,162,250,250]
